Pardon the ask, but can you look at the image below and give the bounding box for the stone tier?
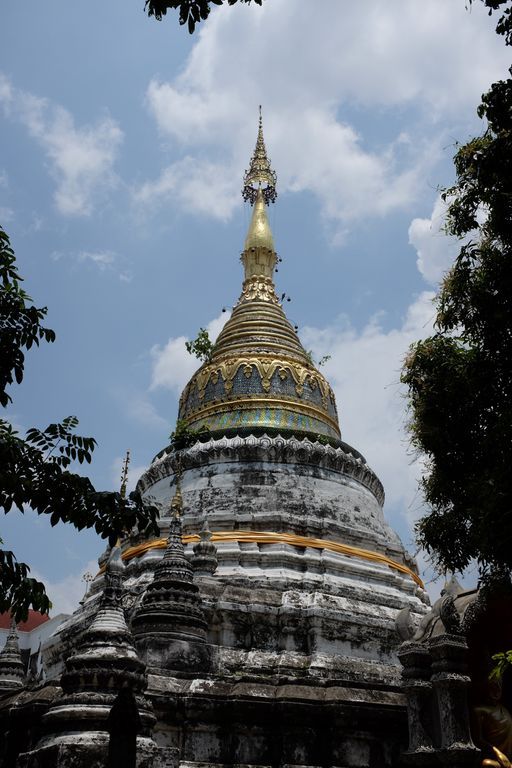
[142,434,383,505]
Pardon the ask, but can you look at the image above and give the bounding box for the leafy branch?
[169,418,211,450]
[305,350,331,368]
[0,226,159,621]
[185,327,214,363]
[0,227,55,407]
[145,0,263,33]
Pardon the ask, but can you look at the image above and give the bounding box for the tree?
[401,61,512,576]
[145,0,262,32]
[185,327,214,362]
[0,226,159,621]
[145,0,511,38]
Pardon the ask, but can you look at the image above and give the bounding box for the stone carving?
[0,619,25,696]
[429,632,479,761]
[395,606,416,641]
[191,516,218,576]
[413,575,465,642]
[132,494,207,644]
[439,594,462,635]
[16,544,159,768]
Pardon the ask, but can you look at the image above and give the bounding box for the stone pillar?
[429,632,480,767]
[398,640,435,765]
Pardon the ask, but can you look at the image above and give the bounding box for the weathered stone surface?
[0,623,24,697]
[17,734,174,768]
[132,506,208,659]
[23,432,428,768]
[0,125,434,767]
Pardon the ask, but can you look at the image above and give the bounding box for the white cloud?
[150,311,230,393]
[0,74,13,109]
[0,206,14,223]
[32,558,98,617]
[78,250,116,269]
[408,196,461,285]
[127,395,168,430]
[0,73,122,216]
[135,156,239,221]
[0,168,13,223]
[51,248,134,282]
[138,0,508,226]
[301,291,436,531]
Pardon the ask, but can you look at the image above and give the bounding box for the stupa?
[0,113,429,768]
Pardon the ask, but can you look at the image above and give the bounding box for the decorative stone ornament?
[16,545,161,768]
[191,516,218,576]
[131,487,207,645]
[0,619,25,696]
[399,593,481,767]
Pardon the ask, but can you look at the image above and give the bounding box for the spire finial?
[242,108,277,206]
[170,463,183,519]
[119,449,130,500]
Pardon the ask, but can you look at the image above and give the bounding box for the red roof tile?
[0,611,50,632]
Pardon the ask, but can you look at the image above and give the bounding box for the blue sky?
[1,0,509,612]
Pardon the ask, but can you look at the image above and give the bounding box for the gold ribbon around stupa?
[118,529,423,588]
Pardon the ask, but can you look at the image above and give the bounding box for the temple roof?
[178,112,340,442]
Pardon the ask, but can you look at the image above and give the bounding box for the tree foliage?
[145,0,262,32]
[0,227,159,621]
[471,0,512,45]
[185,327,214,362]
[401,63,512,575]
[0,228,55,408]
[169,418,211,450]
[144,0,512,37]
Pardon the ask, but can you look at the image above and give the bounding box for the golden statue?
[483,746,512,767]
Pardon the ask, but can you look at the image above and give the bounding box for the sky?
[1,0,509,614]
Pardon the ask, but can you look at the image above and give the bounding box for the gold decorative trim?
[119,530,423,588]
[187,356,334,412]
[238,275,280,304]
[184,395,341,435]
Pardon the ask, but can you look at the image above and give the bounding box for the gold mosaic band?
[120,530,423,588]
[185,396,341,435]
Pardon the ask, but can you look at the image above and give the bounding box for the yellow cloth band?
[120,529,423,588]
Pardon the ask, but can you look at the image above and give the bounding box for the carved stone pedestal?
[399,640,434,766]
[17,734,176,768]
[429,634,479,768]
[399,627,481,768]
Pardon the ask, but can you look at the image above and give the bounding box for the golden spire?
[119,450,130,499]
[176,111,342,443]
[241,109,277,282]
[244,188,275,253]
[242,106,277,205]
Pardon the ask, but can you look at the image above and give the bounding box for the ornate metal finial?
[242,107,277,206]
[119,450,131,500]
[170,463,183,519]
